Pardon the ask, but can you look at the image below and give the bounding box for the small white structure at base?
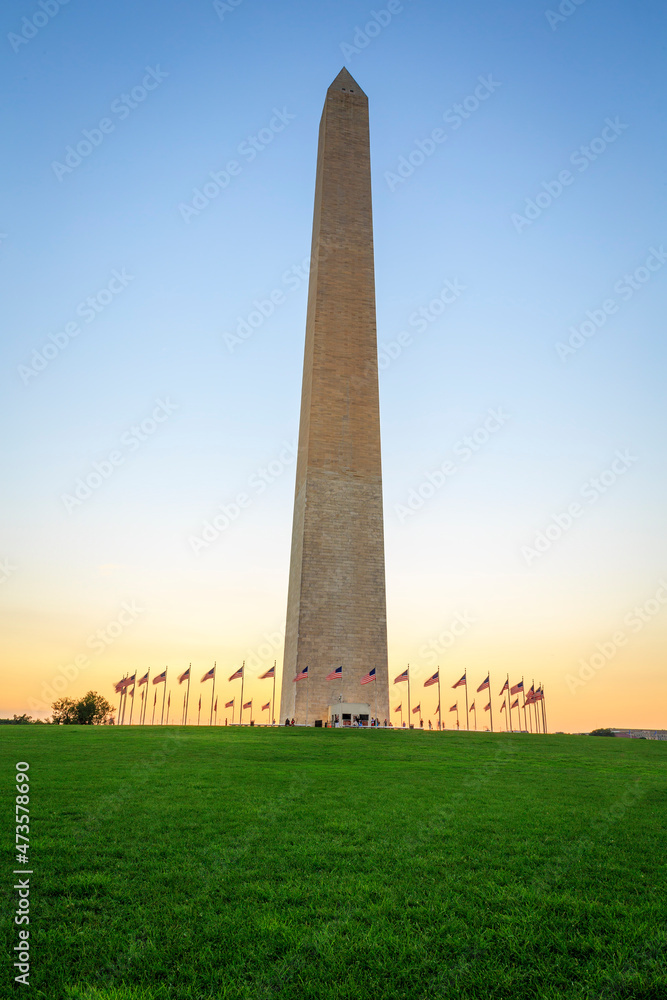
[329,702,372,727]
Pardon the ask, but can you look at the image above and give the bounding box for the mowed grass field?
[1,727,666,999]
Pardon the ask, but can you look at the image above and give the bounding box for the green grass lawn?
[1,726,666,999]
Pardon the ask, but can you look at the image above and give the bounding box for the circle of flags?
[111,661,547,732]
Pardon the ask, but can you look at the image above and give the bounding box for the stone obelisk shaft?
[280,69,389,724]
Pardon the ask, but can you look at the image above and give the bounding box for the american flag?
[511,697,519,709]
[510,680,524,695]
[469,701,475,712]
[243,700,252,710]
[177,668,190,684]
[424,671,439,688]
[500,701,506,712]
[360,668,376,685]
[214,697,218,711]
[326,666,343,680]
[228,666,244,682]
[525,684,536,703]
[452,673,466,689]
[412,704,420,714]
[198,696,201,711]
[449,703,457,712]
[394,704,402,712]
[394,669,409,684]
[167,693,171,709]
[484,703,491,712]
[138,671,150,686]
[201,666,215,683]
[499,678,509,695]
[434,704,440,714]
[293,666,308,682]
[259,665,275,679]
[225,699,234,708]
[477,675,490,693]
[262,701,270,712]
[153,670,167,685]
[113,677,130,693]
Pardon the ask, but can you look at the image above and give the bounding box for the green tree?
[76,691,114,725]
[51,697,79,725]
[590,728,615,737]
[51,692,115,725]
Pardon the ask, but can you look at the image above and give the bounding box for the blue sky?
[1,0,666,730]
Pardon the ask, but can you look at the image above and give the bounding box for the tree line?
[1,691,114,725]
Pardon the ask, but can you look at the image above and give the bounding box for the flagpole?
[151,690,156,726]
[407,665,411,724]
[437,669,442,732]
[140,690,144,725]
[542,684,548,733]
[145,670,151,723]
[374,674,377,724]
[198,698,201,725]
[465,675,469,730]
[400,704,403,728]
[185,665,192,726]
[239,662,245,725]
[473,704,477,731]
[522,676,528,732]
[160,668,167,725]
[456,704,459,730]
[506,673,512,733]
[209,663,216,726]
[489,673,493,733]
[272,661,276,723]
[305,669,309,727]
[167,691,171,725]
[181,690,186,726]
[120,677,127,725]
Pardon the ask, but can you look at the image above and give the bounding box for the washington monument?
[280,68,390,724]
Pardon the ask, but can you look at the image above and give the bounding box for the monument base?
[328,702,372,727]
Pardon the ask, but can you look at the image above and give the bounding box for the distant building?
[612,729,667,740]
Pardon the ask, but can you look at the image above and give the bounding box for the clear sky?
[2,0,665,732]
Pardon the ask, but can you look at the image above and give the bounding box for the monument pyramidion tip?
[328,67,367,97]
